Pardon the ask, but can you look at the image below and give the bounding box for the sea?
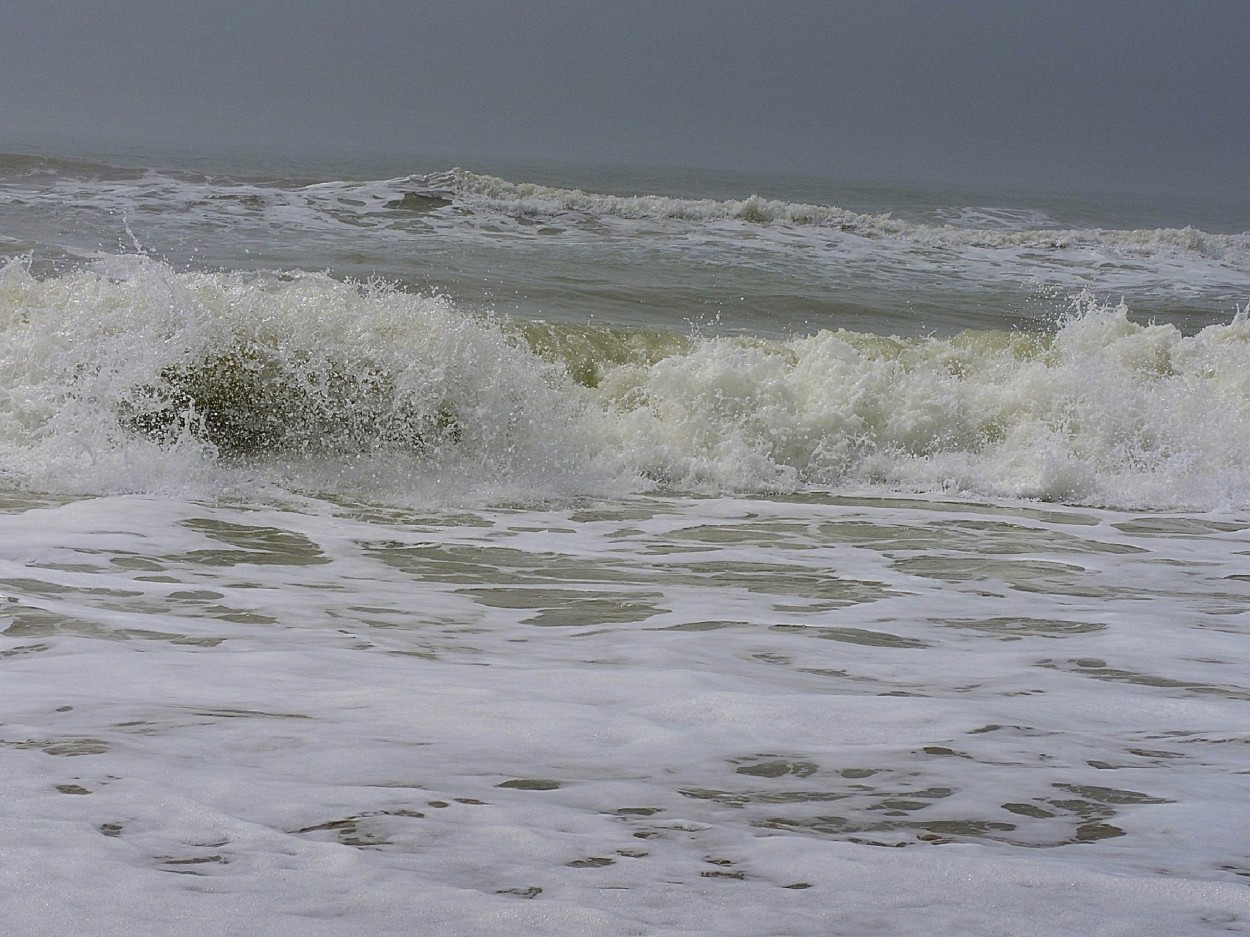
[2,148,1249,936]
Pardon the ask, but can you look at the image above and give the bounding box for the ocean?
[2,150,1249,936]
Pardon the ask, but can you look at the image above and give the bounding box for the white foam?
[2,491,1248,935]
[2,259,1249,510]
[594,292,1250,509]
[0,257,602,501]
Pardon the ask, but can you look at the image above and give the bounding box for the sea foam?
[2,257,1248,510]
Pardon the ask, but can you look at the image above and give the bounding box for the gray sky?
[2,0,1248,196]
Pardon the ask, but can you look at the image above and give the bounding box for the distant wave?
[405,169,1250,260]
[8,150,1241,260]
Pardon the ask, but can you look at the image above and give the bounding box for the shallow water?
[3,489,1249,935]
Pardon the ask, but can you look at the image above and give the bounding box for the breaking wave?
[407,169,1249,259]
[2,256,1249,510]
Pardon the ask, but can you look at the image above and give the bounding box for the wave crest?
[426,169,1248,260]
[2,257,1249,510]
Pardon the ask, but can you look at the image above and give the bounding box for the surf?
[2,255,1248,510]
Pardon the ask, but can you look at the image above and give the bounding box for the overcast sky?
[2,1,1247,195]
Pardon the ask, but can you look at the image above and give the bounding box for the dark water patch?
[919,747,966,758]
[753,791,860,805]
[567,856,615,868]
[0,491,79,513]
[679,786,874,808]
[178,518,328,566]
[940,519,1145,555]
[2,607,90,638]
[204,191,266,207]
[794,667,894,692]
[654,562,896,606]
[37,562,115,574]
[110,555,169,572]
[498,778,562,790]
[966,723,1053,737]
[121,346,461,457]
[733,756,819,779]
[1002,802,1055,819]
[188,707,310,720]
[0,642,51,658]
[753,809,1131,848]
[497,886,543,898]
[1113,517,1248,537]
[362,540,637,585]
[114,720,163,736]
[653,619,748,632]
[2,577,142,598]
[291,808,427,849]
[198,607,277,625]
[1075,822,1126,842]
[293,818,389,847]
[894,556,1107,597]
[5,736,110,756]
[777,494,1101,527]
[642,522,816,549]
[643,543,733,557]
[678,788,750,808]
[158,854,230,875]
[913,820,1017,840]
[1038,658,1250,700]
[664,755,1169,850]
[457,587,666,626]
[508,320,689,388]
[499,524,578,535]
[566,502,677,524]
[940,616,1105,639]
[526,596,667,627]
[333,502,491,530]
[752,814,1018,847]
[1126,748,1188,761]
[770,623,928,648]
[812,521,936,549]
[3,604,223,645]
[1052,783,1171,805]
[385,192,452,212]
[819,519,1142,556]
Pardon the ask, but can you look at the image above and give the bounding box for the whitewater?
[2,153,1249,936]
